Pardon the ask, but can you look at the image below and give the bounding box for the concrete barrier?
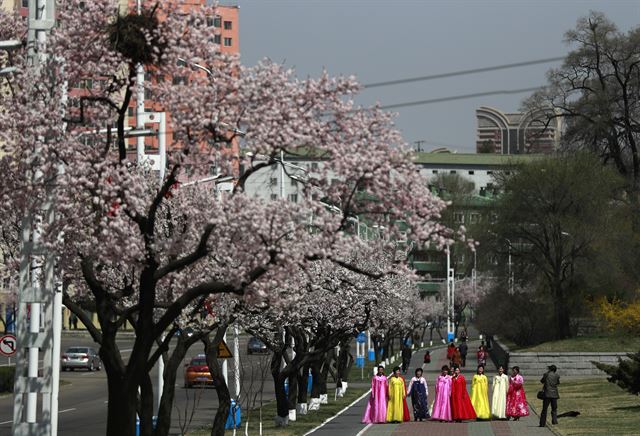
[509,351,630,376]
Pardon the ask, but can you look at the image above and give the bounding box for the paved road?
[310,342,553,436]
[0,332,275,436]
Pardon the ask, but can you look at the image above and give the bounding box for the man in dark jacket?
[539,365,560,427]
[458,340,468,367]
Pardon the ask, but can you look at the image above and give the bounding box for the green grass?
[518,335,640,353]
[525,378,640,435]
[191,386,368,436]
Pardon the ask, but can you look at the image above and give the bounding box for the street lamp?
[446,244,455,342]
[489,231,514,295]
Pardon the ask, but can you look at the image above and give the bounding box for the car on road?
[184,354,213,388]
[61,346,101,371]
[247,337,268,355]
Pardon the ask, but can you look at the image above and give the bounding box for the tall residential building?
[476,106,562,154]
[122,1,240,178]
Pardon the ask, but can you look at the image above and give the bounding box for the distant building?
[476,106,562,154]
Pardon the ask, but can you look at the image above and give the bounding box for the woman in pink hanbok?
[506,366,530,420]
[430,365,452,422]
[362,366,388,423]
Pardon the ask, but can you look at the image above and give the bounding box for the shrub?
[476,288,556,347]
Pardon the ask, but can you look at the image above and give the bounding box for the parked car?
[184,354,213,388]
[247,337,268,355]
[61,346,101,371]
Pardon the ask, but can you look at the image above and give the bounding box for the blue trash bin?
[225,400,242,430]
[307,371,313,393]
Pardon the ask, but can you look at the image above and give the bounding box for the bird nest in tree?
[108,7,166,65]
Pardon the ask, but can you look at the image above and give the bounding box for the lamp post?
[489,231,514,295]
[446,244,455,342]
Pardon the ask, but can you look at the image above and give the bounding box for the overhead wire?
[362,56,564,89]
[378,86,544,110]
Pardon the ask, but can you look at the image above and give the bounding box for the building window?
[223,37,232,47]
[22,0,28,7]
[214,34,221,44]
[454,212,464,224]
[224,20,232,30]
[450,170,457,174]
[288,193,298,203]
[487,170,494,175]
[172,76,187,86]
[128,107,133,117]
[432,170,438,174]
[144,87,153,100]
[213,16,222,28]
[209,165,217,175]
[290,178,297,187]
[270,194,278,201]
[269,177,278,186]
[311,162,319,171]
[470,213,480,224]
[468,170,475,175]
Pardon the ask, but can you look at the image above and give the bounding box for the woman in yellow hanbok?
[470,365,491,420]
[386,367,407,422]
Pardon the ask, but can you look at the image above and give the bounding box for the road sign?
[0,334,17,357]
[356,332,366,344]
[218,339,233,359]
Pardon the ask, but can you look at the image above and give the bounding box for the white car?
[61,346,102,371]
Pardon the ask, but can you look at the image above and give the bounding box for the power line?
[363,57,564,89]
[378,86,543,110]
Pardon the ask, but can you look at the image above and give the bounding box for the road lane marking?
[355,424,372,436]
[0,408,75,426]
[301,389,372,436]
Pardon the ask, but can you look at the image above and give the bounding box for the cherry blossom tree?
[0,1,449,435]
[240,246,421,425]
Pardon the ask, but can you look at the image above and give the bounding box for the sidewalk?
[311,339,554,436]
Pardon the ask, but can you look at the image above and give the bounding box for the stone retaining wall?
[509,351,629,376]
[487,336,630,376]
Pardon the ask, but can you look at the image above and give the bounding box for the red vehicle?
[183,354,213,388]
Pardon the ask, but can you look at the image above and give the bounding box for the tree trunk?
[156,331,204,436]
[271,351,289,426]
[297,364,309,406]
[139,374,154,436]
[554,291,572,340]
[205,327,232,436]
[105,370,138,436]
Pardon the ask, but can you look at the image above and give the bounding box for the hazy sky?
[237,0,640,153]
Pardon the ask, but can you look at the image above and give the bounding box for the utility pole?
[13,0,59,435]
[414,140,426,152]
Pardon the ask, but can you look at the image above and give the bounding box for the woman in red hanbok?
[450,366,477,422]
[506,366,530,420]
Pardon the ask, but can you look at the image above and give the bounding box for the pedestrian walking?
[430,365,452,422]
[491,365,509,419]
[459,339,468,367]
[422,350,431,370]
[386,367,409,423]
[451,366,477,421]
[470,365,491,420]
[452,347,462,368]
[539,364,560,427]
[362,365,388,424]
[476,345,487,367]
[70,313,78,330]
[401,345,412,374]
[446,341,456,365]
[407,368,429,421]
[506,366,529,420]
